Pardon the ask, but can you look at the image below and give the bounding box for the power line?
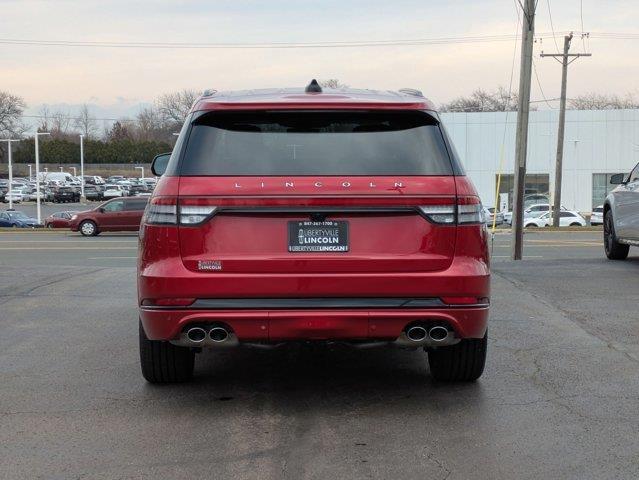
[579,0,587,53]
[545,0,560,52]
[0,32,586,50]
[532,57,554,109]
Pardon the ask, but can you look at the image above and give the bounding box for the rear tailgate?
[177,176,457,274]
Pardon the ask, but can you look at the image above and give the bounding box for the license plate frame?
[288,220,349,253]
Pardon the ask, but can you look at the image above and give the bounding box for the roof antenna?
[305,79,322,93]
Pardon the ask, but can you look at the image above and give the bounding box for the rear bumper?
[140,305,488,342]
[138,247,490,342]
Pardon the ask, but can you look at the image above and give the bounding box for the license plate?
[288,220,349,252]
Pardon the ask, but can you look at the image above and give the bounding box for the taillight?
[178,198,218,225]
[419,205,456,224]
[180,205,217,225]
[458,204,484,224]
[457,196,485,225]
[144,197,177,225]
[420,197,484,225]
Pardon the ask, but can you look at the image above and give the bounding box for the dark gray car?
[604,162,639,259]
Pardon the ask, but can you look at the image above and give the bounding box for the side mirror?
[610,173,626,185]
[151,152,172,177]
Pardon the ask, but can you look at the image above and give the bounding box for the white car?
[590,205,603,226]
[4,190,24,203]
[103,184,125,199]
[483,207,504,225]
[524,210,587,228]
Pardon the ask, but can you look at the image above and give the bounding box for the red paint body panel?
[44,216,71,228]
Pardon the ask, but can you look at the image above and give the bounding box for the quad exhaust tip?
[428,326,449,342]
[406,326,428,342]
[209,327,229,343]
[186,327,207,343]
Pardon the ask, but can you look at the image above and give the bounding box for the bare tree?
[0,91,27,137]
[156,89,199,125]
[74,104,98,138]
[569,92,639,110]
[107,120,132,142]
[133,106,172,142]
[440,87,521,112]
[37,105,51,133]
[319,79,349,89]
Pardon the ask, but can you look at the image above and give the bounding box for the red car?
[138,81,490,383]
[69,197,148,236]
[44,211,76,228]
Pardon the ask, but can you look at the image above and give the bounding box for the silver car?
[604,163,639,259]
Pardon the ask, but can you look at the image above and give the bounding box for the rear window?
[180,111,454,176]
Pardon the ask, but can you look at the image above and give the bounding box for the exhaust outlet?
[406,326,428,342]
[428,326,449,342]
[209,327,229,343]
[186,327,207,343]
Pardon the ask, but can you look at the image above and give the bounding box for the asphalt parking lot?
[1,230,639,479]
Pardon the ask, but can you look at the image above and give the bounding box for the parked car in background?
[483,207,503,225]
[128,184,149,196]
[103,184,125,199]
[4,190,24,203]
[83,175,105,185]
[590,205,603,226]
[107,175,125,183]
[69,196,149,236]
[0,210,40,227]
[603,164,639,260]
[44,211,77,228]
[53,186,80,203]
[84,185,104,201]
[524,211,587,228]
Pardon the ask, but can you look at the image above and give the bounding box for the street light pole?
[28,164,32,181]
[79,134,85,202]
[135,166,144,180]
[1,139,19,210]
[34,132,50,225]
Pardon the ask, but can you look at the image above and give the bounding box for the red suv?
[138,81,490,383]
[69,197,148,236]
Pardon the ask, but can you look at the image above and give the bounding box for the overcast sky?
[1,0,637,120]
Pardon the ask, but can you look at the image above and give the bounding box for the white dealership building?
[440,108,639,213]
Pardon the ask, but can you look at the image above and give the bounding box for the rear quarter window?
[124,199,149,211]
[179,111,456,176]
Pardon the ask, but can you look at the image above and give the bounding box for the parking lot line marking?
[492,255,543,258]
[493,243,600,248]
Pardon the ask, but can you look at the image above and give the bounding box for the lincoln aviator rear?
[138,81,490,383]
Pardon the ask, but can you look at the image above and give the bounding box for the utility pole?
[1,139,19,210]
[79,134,85,202]
[34,132,50,225]
[541,33,591,227]
[511,0,536,260]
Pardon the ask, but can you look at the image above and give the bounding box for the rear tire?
[604,210,629,260]
[428,333,487,382]
[139,321,194,383]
